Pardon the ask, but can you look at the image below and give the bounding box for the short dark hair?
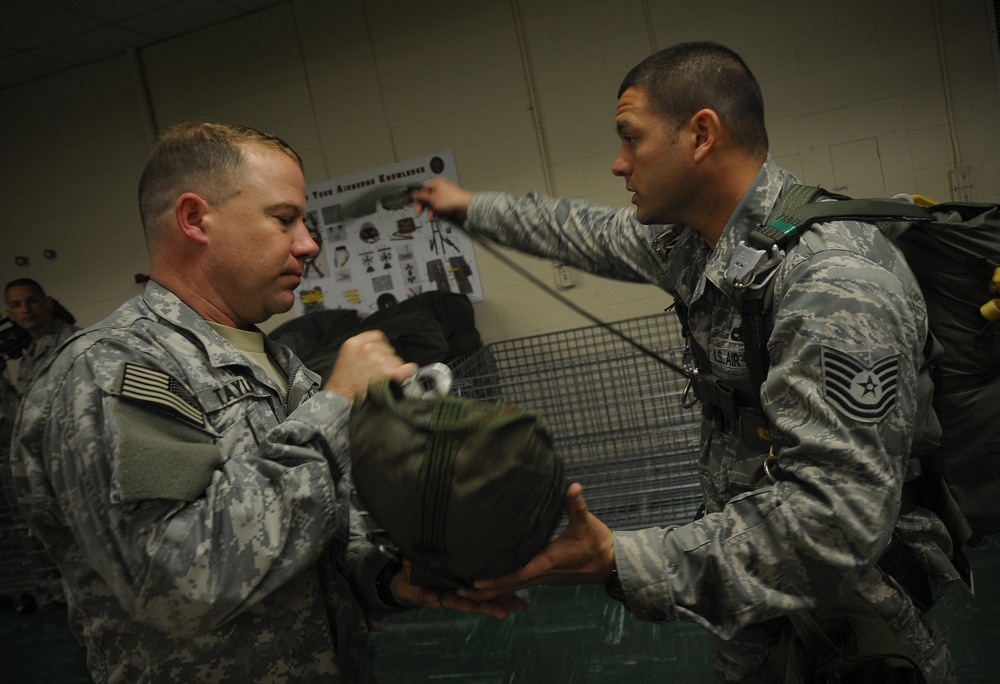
[138,122,303,232]
[618,41,768,157]
[5,278,45,297]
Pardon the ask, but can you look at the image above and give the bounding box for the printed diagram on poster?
[295,150,481,317]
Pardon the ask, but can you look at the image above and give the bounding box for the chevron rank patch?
[119,363,204,426]
[821,347,900,423]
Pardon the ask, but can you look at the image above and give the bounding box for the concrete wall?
[1,0,997,343]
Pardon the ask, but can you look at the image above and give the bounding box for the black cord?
[444,216,691,379]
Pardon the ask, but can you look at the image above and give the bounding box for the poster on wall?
[294,150,481,318]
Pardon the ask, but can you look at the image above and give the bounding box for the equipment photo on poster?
[295,151,482,317]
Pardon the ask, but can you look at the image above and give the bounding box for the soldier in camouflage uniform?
[414,42,959,682]
[10,122,517,684]
[2,279,80,422]
[2,280,79,610]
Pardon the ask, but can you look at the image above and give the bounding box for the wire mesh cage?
[0,312,704,602]
[450,312,702,531]
[0,446,64,604]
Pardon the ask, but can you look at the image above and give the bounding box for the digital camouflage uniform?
[1,316,80,604]
[1,317,79,428]
[464,157,959,683]
[10,282,399,683]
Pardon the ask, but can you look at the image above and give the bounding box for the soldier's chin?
[634,208,655,225]
[272,292,296,315]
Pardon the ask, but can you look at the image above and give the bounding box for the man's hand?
[389,571,528,620]
[322,330,416,401]
[410,178,473,223]
[457,483,615,601]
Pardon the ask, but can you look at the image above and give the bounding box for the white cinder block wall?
[1,0,997,344]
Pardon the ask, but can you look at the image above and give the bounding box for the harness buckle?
[724,241,784,290]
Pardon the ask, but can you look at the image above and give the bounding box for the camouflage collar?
[707,157,799,301]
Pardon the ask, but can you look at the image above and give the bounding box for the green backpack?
[348,376,567,589]
[729,184,1000,553]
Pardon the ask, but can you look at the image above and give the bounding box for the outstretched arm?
[413,178,671,288]
[410,178,472,223]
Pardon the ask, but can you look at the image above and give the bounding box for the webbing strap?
[749,185,827,250]
[742,295,770,408]
[751,189,934,252]
[738,183,799,405]
[771,184,828,224]
[786,197,933,224]
[417,400,469,557]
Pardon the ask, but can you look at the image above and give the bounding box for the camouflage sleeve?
[0,367,16,425]
[18,341,349,637]
[280,393,404,622]
[614,240,924,637]
[467,191,673,287]
[343,504,405,627]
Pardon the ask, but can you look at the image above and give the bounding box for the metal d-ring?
[763,448,781,483]
[681,378,699,409]
[401,363,453,399]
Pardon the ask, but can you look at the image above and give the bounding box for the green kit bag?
[349,377,567,589]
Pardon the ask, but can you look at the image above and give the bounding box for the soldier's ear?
[175,193,210,246]
[689,108,721,163]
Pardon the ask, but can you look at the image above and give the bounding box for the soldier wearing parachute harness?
[413,41,967,683]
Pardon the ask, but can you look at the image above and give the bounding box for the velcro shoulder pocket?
[113,398,221,503]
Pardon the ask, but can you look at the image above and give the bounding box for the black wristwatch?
[604,565,627,604]
[375,559,407,610]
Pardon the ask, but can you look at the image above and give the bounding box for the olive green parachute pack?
[349,375,567,589]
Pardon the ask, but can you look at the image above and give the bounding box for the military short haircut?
[137,122,303,233]
[5,278,45,298]
[618,41,768,157]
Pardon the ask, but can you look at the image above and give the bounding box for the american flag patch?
[120,363,204,425]
[822,347,899,423]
